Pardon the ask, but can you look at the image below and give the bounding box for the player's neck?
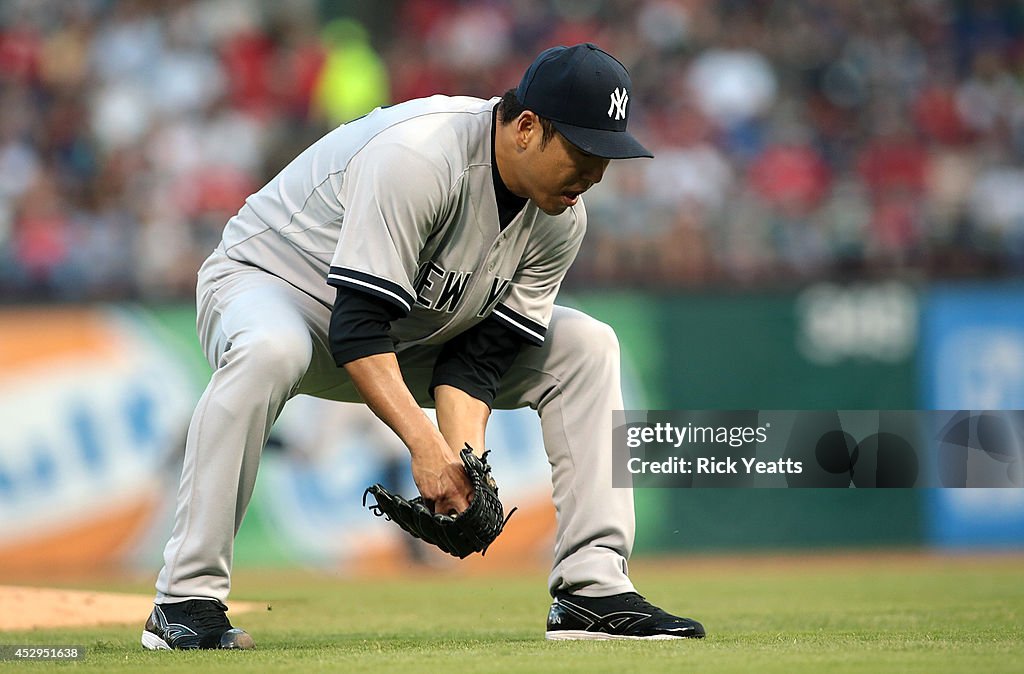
[493,119,529,199]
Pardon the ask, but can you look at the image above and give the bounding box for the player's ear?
[515,111,539,151]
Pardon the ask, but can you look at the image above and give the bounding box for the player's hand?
[410,447,474,515]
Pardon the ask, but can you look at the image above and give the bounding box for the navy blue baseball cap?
[516,43,653,159]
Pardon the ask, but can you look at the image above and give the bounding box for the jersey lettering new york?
[413,262,513,318]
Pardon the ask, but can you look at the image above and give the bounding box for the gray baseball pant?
[155,251,635,603]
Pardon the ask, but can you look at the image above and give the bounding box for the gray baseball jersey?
[219,95,585,347]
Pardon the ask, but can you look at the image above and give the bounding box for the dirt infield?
[0,586,259,631]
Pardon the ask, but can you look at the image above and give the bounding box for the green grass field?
[1,553,1021,673]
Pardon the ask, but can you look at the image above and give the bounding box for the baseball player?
[142,43,705,649]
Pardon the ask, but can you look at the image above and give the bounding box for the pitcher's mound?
[0,586,259,631]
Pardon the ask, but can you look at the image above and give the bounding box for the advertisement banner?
[571,285,923,552]
[0,306,200,574]
[921,284,1024,548]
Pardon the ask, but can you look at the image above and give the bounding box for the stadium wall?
[0,281,1021,575]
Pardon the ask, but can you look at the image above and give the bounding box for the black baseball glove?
[362,445,515,558]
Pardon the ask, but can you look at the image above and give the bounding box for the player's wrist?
[404,429,454,463]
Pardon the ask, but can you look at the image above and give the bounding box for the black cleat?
[545,591,706,640]
[142,599,255,650]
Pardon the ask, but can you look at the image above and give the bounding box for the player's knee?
[555,311,620,367]
[230,326,312,383]
[578,318,620,364]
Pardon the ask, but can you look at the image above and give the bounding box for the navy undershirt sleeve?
[430,316,527,408]
[331,284,528,406]
[330,286,402,367]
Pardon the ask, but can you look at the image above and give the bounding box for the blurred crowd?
[2,0,1024,301]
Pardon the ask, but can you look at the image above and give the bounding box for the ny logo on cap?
[608,87,629,120]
